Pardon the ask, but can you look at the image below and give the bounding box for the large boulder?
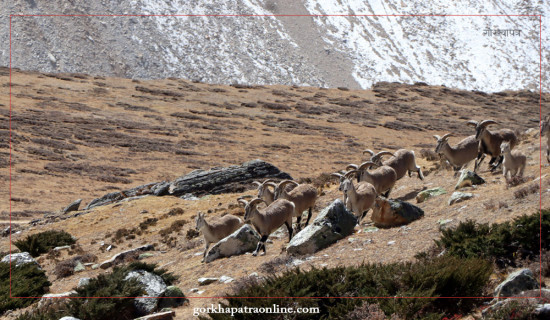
[416,187,446,203]
[1,252,39,267]
[286,199,357,256]
[455,170,485,190]
[494,268,539,297]
[99,244,154,269]
[370,198,424,227]
[204,225,261,263]
[169,159,292,196]
[125,270,167,315]
[63,199,82,214]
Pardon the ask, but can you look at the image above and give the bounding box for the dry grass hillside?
[1,67,549,319]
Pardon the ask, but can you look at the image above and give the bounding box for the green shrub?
[15,262,177,320]
[209,255,491,319]
[0,262,51,314]
[66,266,145,320]
[14,230,76,257]
[435,210,550,266]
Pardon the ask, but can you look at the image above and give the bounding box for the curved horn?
[252,181,261,187]
[344,170,358,179]
[358,161,375,171]
[479,120,497,127]
[277,180,298,188]
[346,163,358,171]
[265,182,278,189]
[441,133,453,140]
[248,198,266,207]
[363,149,374,156]
[237,198,248,207]
[433,135,441,140]
[374,151,394,159]
[260,179,275,186]
[279,180,299,188]
[331,172,343,179]
[467,120,478,127]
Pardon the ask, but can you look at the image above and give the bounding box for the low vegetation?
[207,209,548,319]
[16,262,177,320]
[434,210,549,267]
[209,255,491,319]
[0,262,51,315]
[14,230,76,257]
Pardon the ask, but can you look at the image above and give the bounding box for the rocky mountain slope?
[1,68,549,319]
[1,0,548,92]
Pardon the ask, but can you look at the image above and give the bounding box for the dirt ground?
[1,68,549,319]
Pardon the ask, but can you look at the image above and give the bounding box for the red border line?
[8,13,544,301]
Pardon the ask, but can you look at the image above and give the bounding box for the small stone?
[91,264,99,270]
[198,277,218,286]
[133,310,175,320]
[448,192,474,205]
[387,241,396,245]
[181,193,199,200]
[53,245,71,251]
[416,187,447,203]
[363,227,379,233]
[219,275,234,284]
[139,253,155,260]
[189,288,200,293]
[74,262,85,272]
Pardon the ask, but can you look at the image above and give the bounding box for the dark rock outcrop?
[169,159,292,196]
[62,199,82,213]
[85,160,291,210]
[286,199,357,255]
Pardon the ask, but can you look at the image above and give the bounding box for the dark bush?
[0,262,51,314]
[186,228,199,240]
[14,230,76,257]
[506,175,533,188]
[159,219,187,237]
[435,210,550,266]
[17,262,177,320]
[209,255,491,319]
[513,183,539,199]
[54,254,98,279]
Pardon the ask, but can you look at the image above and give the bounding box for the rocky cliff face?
[1,0,547,92]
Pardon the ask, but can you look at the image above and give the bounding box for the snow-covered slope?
[1,0,547,92]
